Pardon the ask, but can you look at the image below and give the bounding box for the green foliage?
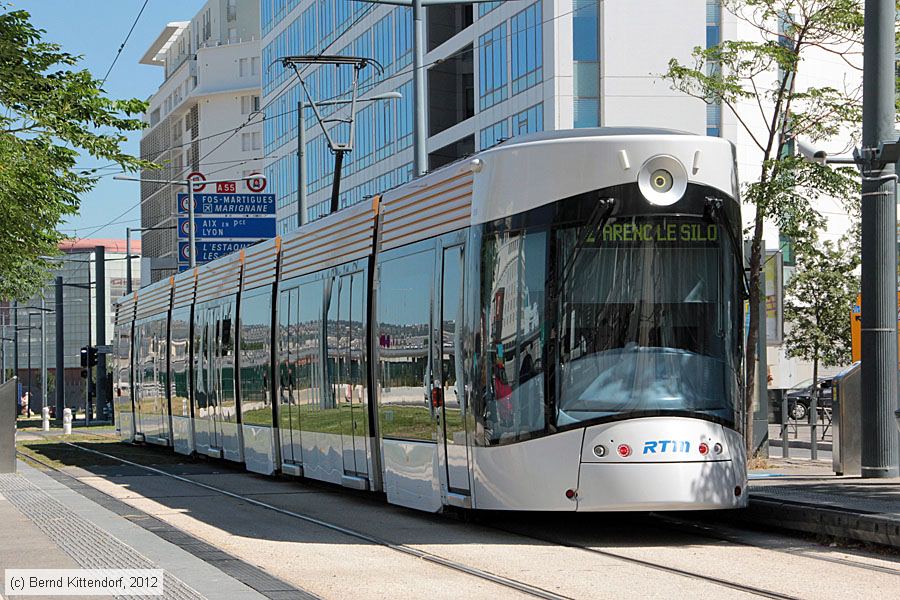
[0,7,149,300]
[663,0,863,451]
[784,231,859,369]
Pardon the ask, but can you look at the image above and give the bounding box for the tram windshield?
[555,214,739,425]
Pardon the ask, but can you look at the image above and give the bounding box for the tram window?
[480,229,547,443]
[296,278,325,426]
[240,288,273,427]
[219,302,238,423]
[377,250,434,442]
[555,217,731,423]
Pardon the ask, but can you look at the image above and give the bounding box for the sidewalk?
[736,459,900,549]
[0,461,270,600]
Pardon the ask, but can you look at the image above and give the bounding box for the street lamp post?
[115,174,267,269]
[295,92,401,226]
[126,225,176,293]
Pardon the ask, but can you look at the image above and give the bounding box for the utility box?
[832,362,861,476]
[0,377,17,473]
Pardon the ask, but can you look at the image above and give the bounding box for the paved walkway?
[742,459,900,548]
[0,461,270,600]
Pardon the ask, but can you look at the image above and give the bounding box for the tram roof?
[497,127,695,147]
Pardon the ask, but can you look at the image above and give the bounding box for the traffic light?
[80,346,88,368]
[88,346,98,367]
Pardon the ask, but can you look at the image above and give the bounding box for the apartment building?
[139,0,263,283]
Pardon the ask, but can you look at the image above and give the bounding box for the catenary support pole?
[126,228,133,295]
[55,276,64,423]
[860,0,899,478]
[412,0,427,176]
[1,313,5,383]
[40,297,46,414]
[27,313,32,415]
[86,258,93,424]
[95,245,108,421]
[12,302,18,388]
[298,100,308,226]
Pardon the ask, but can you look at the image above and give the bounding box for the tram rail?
[18,435,814,600]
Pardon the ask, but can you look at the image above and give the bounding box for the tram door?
[332,272,369,478]
[436,244,471,495]
[277,287,303,467]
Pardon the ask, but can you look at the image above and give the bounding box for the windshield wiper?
[559,197,616,287]
[705,196,749,300]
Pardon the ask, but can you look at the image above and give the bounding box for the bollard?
[42,406,50,432]
[63,408,72,435]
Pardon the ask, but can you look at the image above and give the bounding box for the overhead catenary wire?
[101,0,151,86]
[73,2,591,240]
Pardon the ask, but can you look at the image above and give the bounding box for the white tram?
[114,128,748,512]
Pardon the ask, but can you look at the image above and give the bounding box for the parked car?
[785,377,833,421]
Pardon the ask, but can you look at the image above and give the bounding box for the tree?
[0,7,149,300]
[663,0,862,453]
[783,230,859,413]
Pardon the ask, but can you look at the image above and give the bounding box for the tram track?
[19,436,894,599]
[18,441,572,600]
[648,513,900,577]
[478,520,802,600]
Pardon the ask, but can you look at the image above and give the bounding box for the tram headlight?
[638,155,688,206]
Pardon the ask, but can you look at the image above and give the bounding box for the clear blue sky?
[17,0,205,241]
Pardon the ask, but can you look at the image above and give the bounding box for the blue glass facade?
[706,0,722,136]
[478,23,508,110]
[573,0,599,128]
[262,0,563,227]
[479,102,543,150]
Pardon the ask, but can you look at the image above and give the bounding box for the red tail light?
[698,442,709,455]
[617,444,632,457]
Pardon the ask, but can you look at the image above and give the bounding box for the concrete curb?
[768,439,833,452]
[731,494,900,549]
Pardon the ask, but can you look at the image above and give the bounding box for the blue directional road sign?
[177,193,275,215]
[178,240,258,264]
[178,216,275,240]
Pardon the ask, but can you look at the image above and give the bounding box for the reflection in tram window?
[240,288,273,426]
[481,230,547,443]
[219,302,238,424]
[377,249,434,441]
[170,307,191,418]
[556,215,735,424]
[135,316,168,439]
[324,271,369,474]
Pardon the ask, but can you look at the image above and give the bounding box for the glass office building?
[261,0,717,231]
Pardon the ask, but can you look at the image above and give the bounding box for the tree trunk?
[744,209,765,454]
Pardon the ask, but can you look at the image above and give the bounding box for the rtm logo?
[643,440,690,454]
